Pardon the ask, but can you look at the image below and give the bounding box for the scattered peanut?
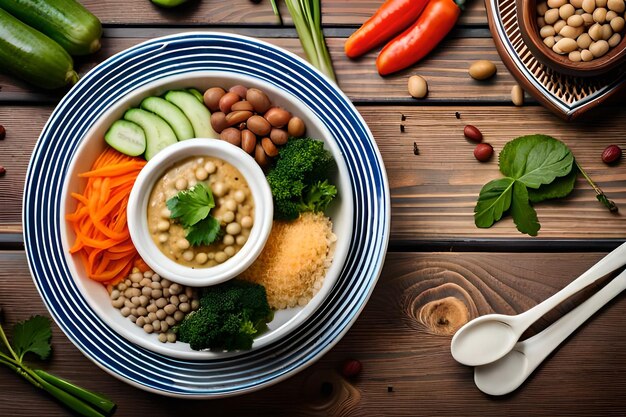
[469,60,497,80]
[511,84,525,106]
[408,75,428,98]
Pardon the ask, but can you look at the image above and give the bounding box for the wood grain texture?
[0,34,514,103]
[2,105,625,241]
[1,251,625,416]
[75,0,487,26]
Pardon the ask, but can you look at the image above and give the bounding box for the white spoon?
[474,268,626,396]
[450,242,626,366]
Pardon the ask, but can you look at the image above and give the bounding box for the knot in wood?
[418,296,469,336]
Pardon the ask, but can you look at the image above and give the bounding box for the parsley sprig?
[166,183,221,246]
[0,311,116,416]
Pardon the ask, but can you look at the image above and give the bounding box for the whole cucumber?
[0,7,78,89]
[0,0,102,56]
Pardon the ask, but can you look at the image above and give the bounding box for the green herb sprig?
[474,134,617,236]
[0,312,116,417]
[166,183,221,246]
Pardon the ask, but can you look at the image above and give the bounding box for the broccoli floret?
[176,280,273,351]
[267,138,337,220]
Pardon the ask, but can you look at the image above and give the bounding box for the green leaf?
[474,177,515,228]
[12,315,51,361]
[510,181,540,236]
[528,167,578,203]
[499,134,574,188]
[186,216,221,247]
[166,183,215,227]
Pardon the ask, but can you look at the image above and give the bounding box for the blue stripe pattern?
[23,32,390,397]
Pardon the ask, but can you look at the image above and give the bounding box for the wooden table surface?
[1,1,626,416]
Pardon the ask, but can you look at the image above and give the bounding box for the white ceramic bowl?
[61,71,353,359]
[126,139,273,287]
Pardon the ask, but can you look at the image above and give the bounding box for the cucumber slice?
[165,90,218,139]
[187,88,204,102]
[124,108,178,160]
[104,120,146,157]
[140,96,195,140]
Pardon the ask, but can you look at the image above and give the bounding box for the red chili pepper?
[344,0,430,59]
[376,0,461,76]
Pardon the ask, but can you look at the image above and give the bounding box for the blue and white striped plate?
[23,32,390,397]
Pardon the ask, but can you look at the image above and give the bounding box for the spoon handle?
[522,269,626,370]
[514,242,626,333]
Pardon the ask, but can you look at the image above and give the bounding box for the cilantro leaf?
[528,167,577,203]
[12,315,51,361]
[499,134,573,188]
[474,177,514,228]
[167,183,215,227]
[186,216,221,246]
[510,181,540,236]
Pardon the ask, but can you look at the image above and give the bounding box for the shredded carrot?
[66,146,147,286]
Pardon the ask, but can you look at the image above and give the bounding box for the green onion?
[271,0,336,81]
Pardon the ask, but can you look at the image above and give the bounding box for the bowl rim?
[518,0,626,76]
[126,138,273,287]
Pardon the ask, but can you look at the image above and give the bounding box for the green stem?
[27,367,107,417]
[0,357,41,387]
[34,369,117,416]
[269,0,283,25]
[0,323,19,362]
[284,0,336,81]
[575,160,618,212]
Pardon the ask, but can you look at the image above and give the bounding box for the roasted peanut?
[203,87,226,112]
[247,115,272,136]
[246,88,272,113]
[270,128,289,145]
[264,107,291,128]
[241,130,257,154]
[287,116,306,137]
[218,92,240,113]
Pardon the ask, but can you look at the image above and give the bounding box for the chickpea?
[175,178,188,190]
[236,235,248,246]
[223,234,235,245]
[196,252,208,264]
[182,250,194,262]
[225,199,237,211]
[226,222,242,235]
[224,246,236,257]
[215,251,228,263]
[222,211,235,223]
[212,182,227,197]
[176,239,190,250]
[233,190,246,203]
[195,167,208,181]
[157,220,170,232]
[241,216,253,229]
[204,161,216,174]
